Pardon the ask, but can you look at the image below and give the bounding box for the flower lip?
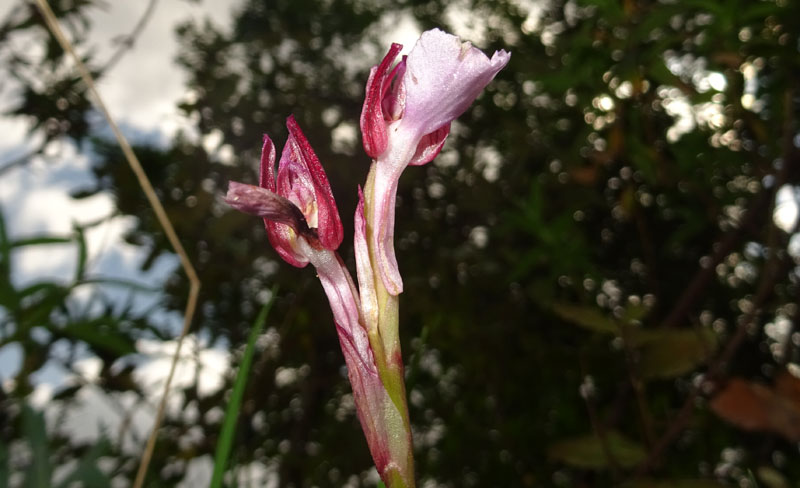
[400,28,511,138]
[225,181,317,240]
[224,179,321,271]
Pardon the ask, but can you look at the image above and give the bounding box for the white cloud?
[135,336,231,401]
[19,334,234,457]
[86,0,238,140]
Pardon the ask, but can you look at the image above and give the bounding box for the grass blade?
[210,289,277,488]
[22,405,51,488]
[73,224,88,282]
[9,236,73,248]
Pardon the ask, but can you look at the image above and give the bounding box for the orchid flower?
[361,28,511,295]
[225,116,413,486]
[226,115,343,267]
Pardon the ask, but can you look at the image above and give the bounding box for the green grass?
[210,290,277,488]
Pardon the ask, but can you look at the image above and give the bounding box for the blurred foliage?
[6,405,114,487]
[0,208,147,484]
[3,0,800,487]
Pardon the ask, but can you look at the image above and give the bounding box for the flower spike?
[227,126,413,487]
[226,28,508,488]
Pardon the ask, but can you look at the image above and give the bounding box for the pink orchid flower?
[226,115,343,267]
[360,28,511,295]
[225,118,412,485]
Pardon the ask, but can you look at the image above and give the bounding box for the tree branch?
[99,0,159,74]
[0,144,45,177]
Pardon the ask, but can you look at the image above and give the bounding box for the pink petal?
[265,221,309,268]
[401,29,510,137]
[381,56,407,121]
[225,181,304,227]
[276,140,318,223]
[408,122,450,166]
[360,43,402,158]
[284,115,344,250]
[259,134,276,190]
[254,134,309,267]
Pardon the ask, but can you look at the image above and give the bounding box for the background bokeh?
[2,0,800,486]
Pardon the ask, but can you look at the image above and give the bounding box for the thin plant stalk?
[210,292,277,488]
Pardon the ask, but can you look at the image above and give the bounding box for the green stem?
[384,465,411,488]
[363,163,415,488]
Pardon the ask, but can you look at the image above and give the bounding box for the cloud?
[22,334,234,457]
[88,0,237,140]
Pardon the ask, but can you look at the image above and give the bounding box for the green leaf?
[741,2,780,21]
[10,236,73,248]
[58,318,137,356]
[636,328,717,380]
[18,282,65,299]
[210,289,277,488]
[55,438,112,488]
[0,278,21,310]
[22,405,51,488]
[0,207,11,282]
[550,303,618,334]
[548,430,647,469]
[18,284,69,330]
[73,224,88,282]
[76,277,160,293]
